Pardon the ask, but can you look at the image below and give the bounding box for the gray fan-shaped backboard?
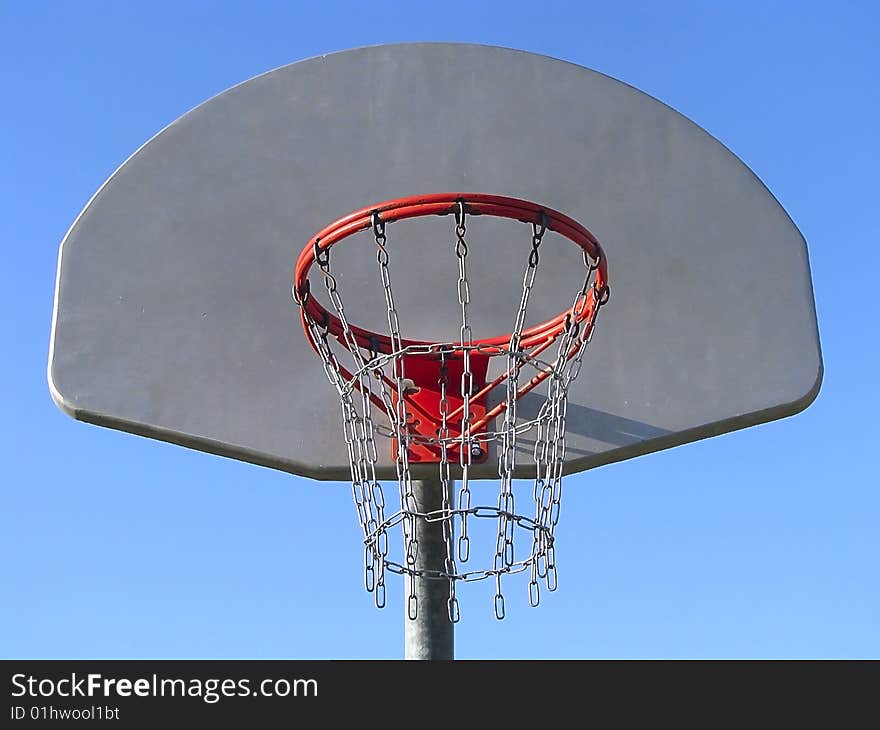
[48,43,822,480]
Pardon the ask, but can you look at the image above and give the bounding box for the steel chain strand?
[383,557,536,583]
[311,241,388,603]
[542,274,609,593]
[454,201,474,566]
[495,212,547,595]
[531,283,584,604]
[365,340,405,601]
[359,340,388,603]
[529,388,553,590]
[365,505,552,539]
[311,287,391,608]
[438,353,460,623]
[301,310,382,601]
[372,212,419,621]
[367,505,554,585]
[527,260,591,603]
[356,342,381,535]
[535,255,609,598]
[535,360,575,598]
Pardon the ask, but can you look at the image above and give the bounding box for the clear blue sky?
[2,1,877,659]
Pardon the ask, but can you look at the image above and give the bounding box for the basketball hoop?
[293,193,609,620]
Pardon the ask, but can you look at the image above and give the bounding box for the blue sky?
[2,1,877,658]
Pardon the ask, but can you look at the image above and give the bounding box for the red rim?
[293,193,608,355]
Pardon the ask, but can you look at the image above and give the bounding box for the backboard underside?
[49,43,822,480]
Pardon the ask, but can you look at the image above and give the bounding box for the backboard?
[48,43,822,481]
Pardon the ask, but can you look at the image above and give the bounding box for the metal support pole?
[404,479,455,660]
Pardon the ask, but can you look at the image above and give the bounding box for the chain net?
[297,200,608,621]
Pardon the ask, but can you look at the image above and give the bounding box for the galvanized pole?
[404,479,454,660]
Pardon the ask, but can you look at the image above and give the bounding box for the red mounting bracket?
[391,352,490,464]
